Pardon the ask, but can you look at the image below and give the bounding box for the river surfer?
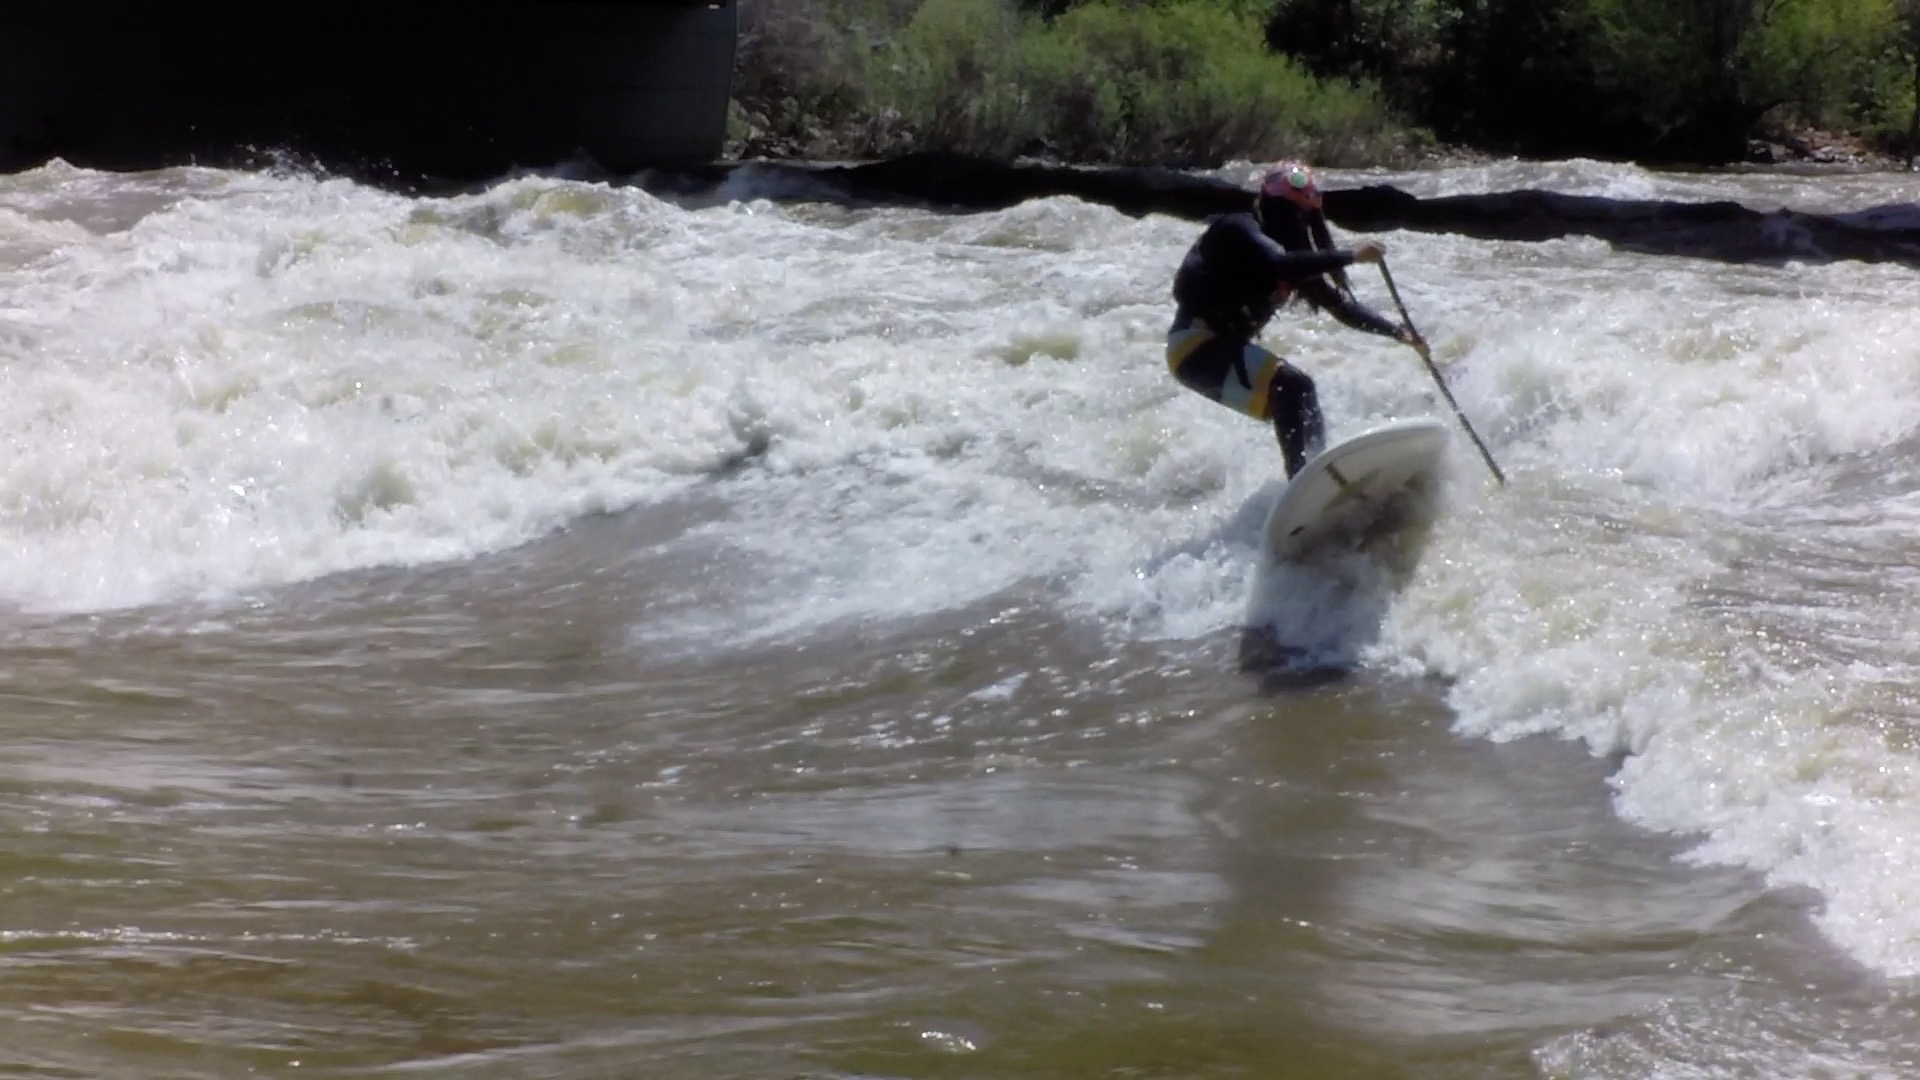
[1166,161,1422,478]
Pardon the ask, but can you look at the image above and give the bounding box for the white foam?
[1327,156,1916,213]
[0,170,775,609]
[10,160,1920,984]
[1356,230,1920,975]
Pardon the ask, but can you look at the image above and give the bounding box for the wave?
[646,152,1920,269]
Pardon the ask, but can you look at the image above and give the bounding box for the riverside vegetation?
[727,0,1920,168]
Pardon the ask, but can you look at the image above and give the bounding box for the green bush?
[1015,23,1129,159]
[871,0,1407,165]
[878,0,1039,156]
[1740,0,1909,130]
[734,0,1920,164]
[1856,45,1918,143]
[731,0,1415,164]
[731,0,912,156]
[1271,0,1919,161]
[1049,1,1296,162]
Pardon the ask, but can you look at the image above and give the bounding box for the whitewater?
[0,156,1917,1078]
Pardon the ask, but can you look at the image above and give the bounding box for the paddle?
[1377,260,1507,486]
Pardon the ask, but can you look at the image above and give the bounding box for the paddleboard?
[1261,417,1450,562]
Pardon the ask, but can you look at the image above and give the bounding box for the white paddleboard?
[1262,417,1450,562]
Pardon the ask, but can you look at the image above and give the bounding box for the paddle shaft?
[1377,261,1507,486]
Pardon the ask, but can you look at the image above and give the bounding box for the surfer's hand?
[1351,240,1386,264]
[1396,326,1425,348]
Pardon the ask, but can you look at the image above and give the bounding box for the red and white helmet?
[1259,161,1322,211]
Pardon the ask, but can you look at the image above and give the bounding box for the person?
[1166,161,1422,478]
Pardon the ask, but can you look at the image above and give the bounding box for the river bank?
[723,114,1914,175]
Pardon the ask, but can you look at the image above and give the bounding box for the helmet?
[1258,161,1321,211]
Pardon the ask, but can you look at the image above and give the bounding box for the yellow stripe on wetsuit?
[1165,316,1282,421]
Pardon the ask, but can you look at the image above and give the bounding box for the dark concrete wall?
[0,0,737,180]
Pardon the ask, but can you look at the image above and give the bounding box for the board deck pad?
[1261,417,1451,562]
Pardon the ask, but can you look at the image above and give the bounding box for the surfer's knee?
[1268,361,1317,408]
[1268,364,1322,436]
[1267,362,1325,478]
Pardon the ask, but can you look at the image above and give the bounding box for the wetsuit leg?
[1168,315,1280,417]
[1268,364,1323,478]
[1168,312,1322,476]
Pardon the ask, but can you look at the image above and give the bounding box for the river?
[0,156,1916,1077]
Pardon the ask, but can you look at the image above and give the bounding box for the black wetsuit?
[1167,212,1402,475]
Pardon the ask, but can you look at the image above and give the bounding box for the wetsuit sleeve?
[1295,277,1405,339]
[1241,223,1356,283]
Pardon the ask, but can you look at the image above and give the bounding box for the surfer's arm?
[1254,240,1355,283]
[1294,277,1409,340]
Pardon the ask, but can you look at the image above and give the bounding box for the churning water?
[0,156,1917,1078]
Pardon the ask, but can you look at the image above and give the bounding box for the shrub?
[1272,0,1918,161]
[1740,0,1910,132]
[871,0,1408,165]
[731,0,911,156]
[877,0,1041,156]
[732,0,1416,164]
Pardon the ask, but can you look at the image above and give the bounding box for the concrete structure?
[0,0,737,181]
